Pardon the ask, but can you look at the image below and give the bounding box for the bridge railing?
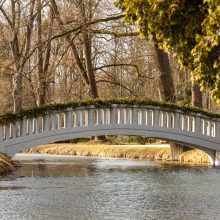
[0,104,219,142]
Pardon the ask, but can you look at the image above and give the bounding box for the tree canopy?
[116,0,220,101]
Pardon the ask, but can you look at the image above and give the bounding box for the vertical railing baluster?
[21,117,27,136]
[66,108,72,129]
[9,123,13,138]
[122,109,126,124]
[147,110,152,126]
[211,122,216,137]
[167,113,171,128]
[98,109,103,125]
[207,121,211,136]
[174,110,180,130]
[210,121,213,136]
[53,113,58,130]
[142,109,146,126]
[181,115,186,131]
[106,109,110,125]
[0,125,3,141]
[119,108,124,125]
[57,113,61,130]
[88,107,94,127]
[160,111,165,127]
[36,117,40,133]
[16,121,21,137]
[44,113,50,132]
[12,123,17,138]
[76,110,82,127]
[153,107,159,127]
[110,105,116,126]
[132,106,138,126]
[3,125,6,140]
[215,119,220,139]
[84,110,88,126]
[116,109,120,125]
[195,113,201,134]
[186,116,190,131]
[30,118,33,134]
[115,109,119,125]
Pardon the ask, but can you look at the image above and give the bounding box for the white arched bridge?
[0,100,220,165]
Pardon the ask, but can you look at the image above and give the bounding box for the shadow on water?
[7,156,215,179]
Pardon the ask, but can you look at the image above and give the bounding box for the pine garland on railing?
[0,98,219,124]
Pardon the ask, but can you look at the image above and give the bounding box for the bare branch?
[89,29,139,37]
[94,63,140,78]
[49,14,124,42]
[0,5,13,28]
[96,79,137,97]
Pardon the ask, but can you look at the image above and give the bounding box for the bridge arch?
[0,101,219,165]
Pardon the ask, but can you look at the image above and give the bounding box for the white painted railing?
[0,105,218,141]
[0,104,220,157]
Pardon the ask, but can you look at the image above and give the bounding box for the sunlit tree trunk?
[152,38,175,102]
[191,76,202,107]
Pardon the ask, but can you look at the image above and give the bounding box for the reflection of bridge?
[0,102,220,165]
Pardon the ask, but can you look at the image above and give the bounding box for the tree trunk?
[10,33,23,114]
[152,38,175,102]
[13,71,23,114]
[50,0,90,92]
[152,37,177,160]
[191,76,202,107]
[37,0,45,106]
[77,0,98,98]
[4,0,36,113]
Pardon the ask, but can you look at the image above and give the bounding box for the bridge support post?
[204,150,220,166]
[215,151,220,166]
[170,143,183,161]
[170,143,191,161]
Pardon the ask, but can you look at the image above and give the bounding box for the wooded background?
[0,0,217,115]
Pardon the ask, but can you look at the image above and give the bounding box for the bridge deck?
[0,104,219,163]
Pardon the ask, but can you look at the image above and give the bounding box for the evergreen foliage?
[115,0,220,100]
[0,99,219,125]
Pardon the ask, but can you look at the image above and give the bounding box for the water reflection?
[13,157,164,178]
[0,157,220,220]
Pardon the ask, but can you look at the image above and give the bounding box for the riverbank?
[0,153,15,176]
[23,143,211,165]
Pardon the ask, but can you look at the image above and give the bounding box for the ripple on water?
[0,158,220,220]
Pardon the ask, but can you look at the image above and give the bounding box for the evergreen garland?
[0,98,219,124]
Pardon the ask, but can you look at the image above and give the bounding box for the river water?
[1,154,220,220]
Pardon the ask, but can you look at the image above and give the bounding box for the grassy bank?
[0,153,15,176]
[24,143,211,165]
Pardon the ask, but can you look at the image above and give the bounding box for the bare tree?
[0,0,36,113]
